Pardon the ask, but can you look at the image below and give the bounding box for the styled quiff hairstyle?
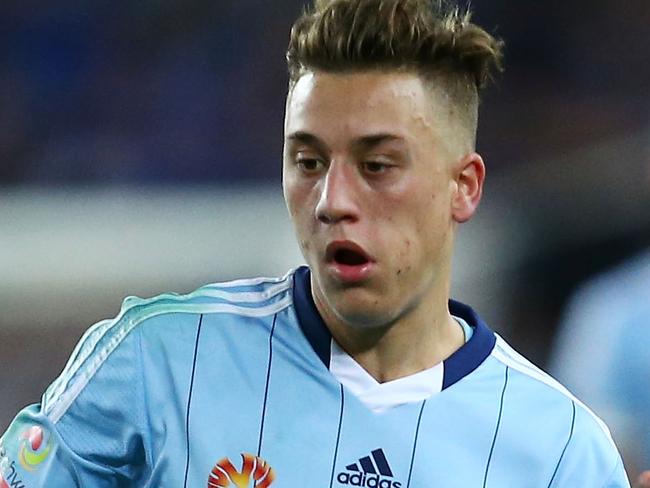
[286,0,504,149]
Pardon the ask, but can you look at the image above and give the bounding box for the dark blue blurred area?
[1,0,648,183]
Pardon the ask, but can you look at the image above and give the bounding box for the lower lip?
[327,261,375,283]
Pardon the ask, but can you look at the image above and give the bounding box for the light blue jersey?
[0,267,629,487]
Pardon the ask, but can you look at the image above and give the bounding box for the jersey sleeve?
[548,406,631,488]
[603,458,633,488]
[1,302,151,487]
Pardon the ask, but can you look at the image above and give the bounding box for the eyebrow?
[285,131,405,152]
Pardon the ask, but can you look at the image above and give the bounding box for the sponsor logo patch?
[207,453,275,488]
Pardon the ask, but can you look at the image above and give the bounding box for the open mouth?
[326,241,372,266]
[334,248,369,266]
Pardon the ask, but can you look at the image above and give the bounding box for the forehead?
[284,70,439,142]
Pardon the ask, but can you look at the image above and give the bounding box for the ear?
[452,152,485,223]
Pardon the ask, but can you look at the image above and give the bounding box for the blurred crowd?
[0,0,301,182]
[1,0,648,183]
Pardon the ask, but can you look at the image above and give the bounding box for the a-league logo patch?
[0,424,53,488]
[208,453,275,488]
[18,426,52,472]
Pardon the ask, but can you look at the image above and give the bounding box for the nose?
[315,161,359,225]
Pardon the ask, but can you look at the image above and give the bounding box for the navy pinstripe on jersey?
[0,267,629,487]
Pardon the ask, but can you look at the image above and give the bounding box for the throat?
[328,313,466,384]
[329,338,445,413]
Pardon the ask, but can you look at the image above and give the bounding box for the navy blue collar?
[292,266,496,390]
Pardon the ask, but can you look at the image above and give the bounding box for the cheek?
[392,196,449,264]
[418,183,454,235]
[299,239,311,253]
[393,238,413,277]
[285,182,310,223]
[284,184,317,254]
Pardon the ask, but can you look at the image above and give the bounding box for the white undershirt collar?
[329,316,473,413]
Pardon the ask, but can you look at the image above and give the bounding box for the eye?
[363,161,391,174]
[296,158,323,173]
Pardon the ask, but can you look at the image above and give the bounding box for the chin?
[330,295,398,330]
[313,268,398,327]
[336,310,388,330]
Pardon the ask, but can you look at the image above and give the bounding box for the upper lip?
[325,240,374,264]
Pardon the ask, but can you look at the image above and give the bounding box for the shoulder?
[125,269,295,322]
[490,335,622,466]
[42,270,297,423]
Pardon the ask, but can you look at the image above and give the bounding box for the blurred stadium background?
[1,0,649,458]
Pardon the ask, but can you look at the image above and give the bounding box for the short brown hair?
[286,0,504,149]
[287,0,503,89]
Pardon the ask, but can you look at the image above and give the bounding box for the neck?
[316,291,465,384]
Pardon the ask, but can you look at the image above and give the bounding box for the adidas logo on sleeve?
[336,449,402,487]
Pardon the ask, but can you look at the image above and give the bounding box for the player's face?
[283,70,477,329]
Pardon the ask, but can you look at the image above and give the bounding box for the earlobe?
[452,152,485,223]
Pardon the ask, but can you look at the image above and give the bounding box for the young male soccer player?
[0,0,632,486]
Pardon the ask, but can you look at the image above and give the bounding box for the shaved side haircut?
[286,0,504,150]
